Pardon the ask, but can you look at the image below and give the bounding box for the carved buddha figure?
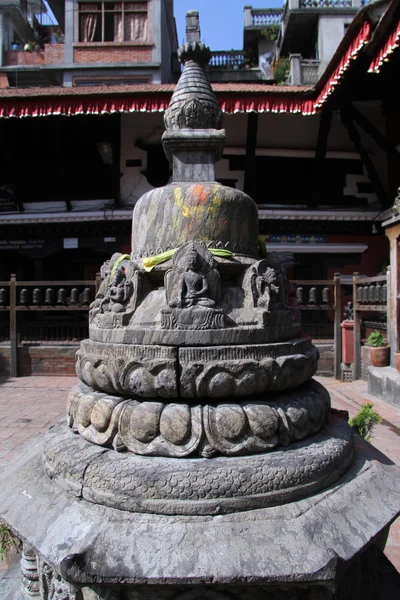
[100,266,133,313]
[170,249,215,309]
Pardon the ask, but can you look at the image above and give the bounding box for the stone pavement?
[0,374,399,585]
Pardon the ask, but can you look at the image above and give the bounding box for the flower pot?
[394,352,400,373]
[369,345,390,368]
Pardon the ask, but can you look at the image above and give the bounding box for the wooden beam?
[310,107,333,207]
[346,102,400,160]
[10,274,17,377]
[333,272,342,380]
[339,107,390,209]
[243,112,258,198]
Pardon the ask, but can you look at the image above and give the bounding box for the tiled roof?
[0,82,313,99]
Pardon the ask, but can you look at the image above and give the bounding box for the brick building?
[0,0,178,87]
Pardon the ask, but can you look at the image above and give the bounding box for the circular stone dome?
[131,182,259,258]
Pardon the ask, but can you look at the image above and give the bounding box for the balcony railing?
[300,58,320,84]
[252,9,283,26]
[299,0,352,7]
[209,50,245,69]
[281,0,363,12]
[289,55,320,85]
[244,7,283,27]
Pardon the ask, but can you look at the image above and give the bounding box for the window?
[78,2,148,43]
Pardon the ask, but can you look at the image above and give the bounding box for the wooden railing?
[292,274,342,378]
[0,272,388,381]
[0,275,100,377]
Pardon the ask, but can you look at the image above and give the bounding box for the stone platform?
[368,366,400,409]
[0,419,399,598]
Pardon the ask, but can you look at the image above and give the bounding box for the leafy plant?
[367,330,386,347]
[0,523,19,561]
[349,403,382,441]
[261,24,281,42]
[273,57,290,84]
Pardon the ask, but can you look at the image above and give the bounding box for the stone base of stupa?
[1,415,400,600]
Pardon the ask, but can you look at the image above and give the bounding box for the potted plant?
[367,330,390,367]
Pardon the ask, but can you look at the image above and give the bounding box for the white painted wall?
[318,15,351,74]
[120,101,388,207]
[120,112,167,205]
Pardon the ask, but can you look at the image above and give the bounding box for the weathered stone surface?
[368,365,400,408]
[89,320,301,346]
[6,549,394,600]
[131,182,259,260]
[45,418,352,515]
[1,430,400,589]
[179,338,319,398]
[88,249,302,345]
[76,342,178,398]
[67,379,330,457]
[76,337,317,399]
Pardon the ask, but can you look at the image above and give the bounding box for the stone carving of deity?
[161,241,225,330]
[169,248,215,309]
[254,266,280,311]
[100,265,133,313]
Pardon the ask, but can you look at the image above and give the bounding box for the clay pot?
[369,346,390,368]
[394,352,400,373]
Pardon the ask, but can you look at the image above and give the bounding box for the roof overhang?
[0,0,397,118]
[0,207,388,225]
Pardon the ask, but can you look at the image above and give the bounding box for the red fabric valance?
[0,93,316,118]
[314,21,371,109]
[368,19,400,73]
[218,96,316,115]
[0,95,172,118]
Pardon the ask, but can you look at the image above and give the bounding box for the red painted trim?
[368,20,400,73]
[0,93,316,118]
[314,21,371,110]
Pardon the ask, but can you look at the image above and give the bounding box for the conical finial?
[164,10,221,132]
[162,11,225,181]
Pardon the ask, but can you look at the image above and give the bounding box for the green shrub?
[349,402,382,441]
[0,523,19,561]
[367,330,386,347]
[273,57,290,84]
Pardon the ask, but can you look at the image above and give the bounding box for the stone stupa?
[1,11,400,600]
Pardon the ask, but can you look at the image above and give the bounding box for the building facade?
[0,0,178,87]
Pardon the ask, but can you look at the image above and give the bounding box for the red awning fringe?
[314,20,371,110]
[0,20,379,118]
[0,94,317,118]
[0,96,171,118]
[218,96,316,115]
[368,20,400,73]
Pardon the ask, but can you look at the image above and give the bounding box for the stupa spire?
[162,11,225,182]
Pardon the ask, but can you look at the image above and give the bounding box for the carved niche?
[90,253,148,328]
[250,263,280,311]
[161,242,225,330]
